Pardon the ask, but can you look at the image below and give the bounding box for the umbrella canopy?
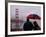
[27,14,41,20]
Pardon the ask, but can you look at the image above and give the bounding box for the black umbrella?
[27,14,41,20]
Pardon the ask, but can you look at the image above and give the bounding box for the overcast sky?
[10,5,41,21]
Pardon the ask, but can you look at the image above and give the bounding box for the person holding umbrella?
[26,14,41,30]
[23,14,41,31]
[23,19,34,31]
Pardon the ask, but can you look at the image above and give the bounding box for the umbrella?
[27,14,41,20]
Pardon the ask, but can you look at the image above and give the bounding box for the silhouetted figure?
[33,21,41,30]
[23,19,34,31]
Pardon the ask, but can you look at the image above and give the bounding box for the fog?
[10,5,41,21]
[10,5,41,29]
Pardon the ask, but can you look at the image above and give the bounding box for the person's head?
[33,21,37,24]
[33,21,38,26]
[27,19,29,21]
